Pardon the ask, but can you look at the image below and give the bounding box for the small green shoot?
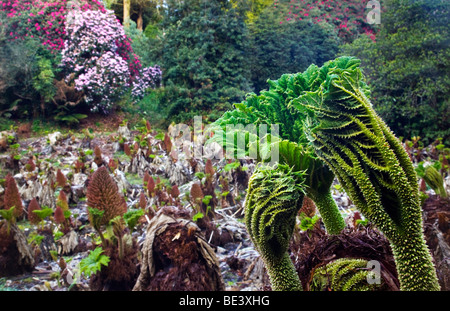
[154,132,165,140]
[192,212,204,222]
[224,161,240,172]
[123,209,145,232]
[202,195,212,206]
[298,213,320,232]
[79,247,110,278]
[28,233,44,246]
[355,218,369,226]
[0,206,16,235]
[33,207,53,221]
[194,172,205,180]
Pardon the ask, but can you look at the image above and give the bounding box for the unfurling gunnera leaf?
[244,164,305,291]
[289,56,440,291]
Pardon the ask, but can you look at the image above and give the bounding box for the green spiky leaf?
[79,247,110,278]
[310,258,381,291]
[291,56,440,290]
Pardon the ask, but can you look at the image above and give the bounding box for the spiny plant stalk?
[209,80,345,235]
[277,140,345,234]
[110,216,125,260]
[291,56,440,291]
[244,164,305,291]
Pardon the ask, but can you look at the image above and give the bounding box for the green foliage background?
[249,6,340,93]
[139,0,448,144]
[146,0,253,124]
[342,0,450,144]
[0,0,448,144]
[141,0,343,126]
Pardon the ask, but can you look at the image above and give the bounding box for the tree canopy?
[342,0,450,144]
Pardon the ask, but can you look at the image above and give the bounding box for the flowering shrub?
[273,0,379,42]
[2,0,162,114]
[131,65,162,99]
[1,0,67,52]
[114,33,162,101]
[62,8,161,112]
[0,0,106,52]
[62,9,130,111]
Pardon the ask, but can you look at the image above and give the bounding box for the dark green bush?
[249,6,340,93]
[149,0,252,123]
[341,0,450,145]
[0,25,61,119]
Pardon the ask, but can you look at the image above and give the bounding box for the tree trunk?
[137,7,143,31]
[123,0,131,28]
[40,96,45,119]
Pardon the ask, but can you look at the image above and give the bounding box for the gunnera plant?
[87,167,127,229]
[0,177,35,276]
[27,198,41,226]
[310,258,382,291]
[94,146,104,167]
[209,76,345,235]
[55,169,68,189]
[0,220,35,277]
[288,56,440,291]
[4,173,23,219]
[86,166,138,290]
[245,164,305,291]
[211,56,440,291]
